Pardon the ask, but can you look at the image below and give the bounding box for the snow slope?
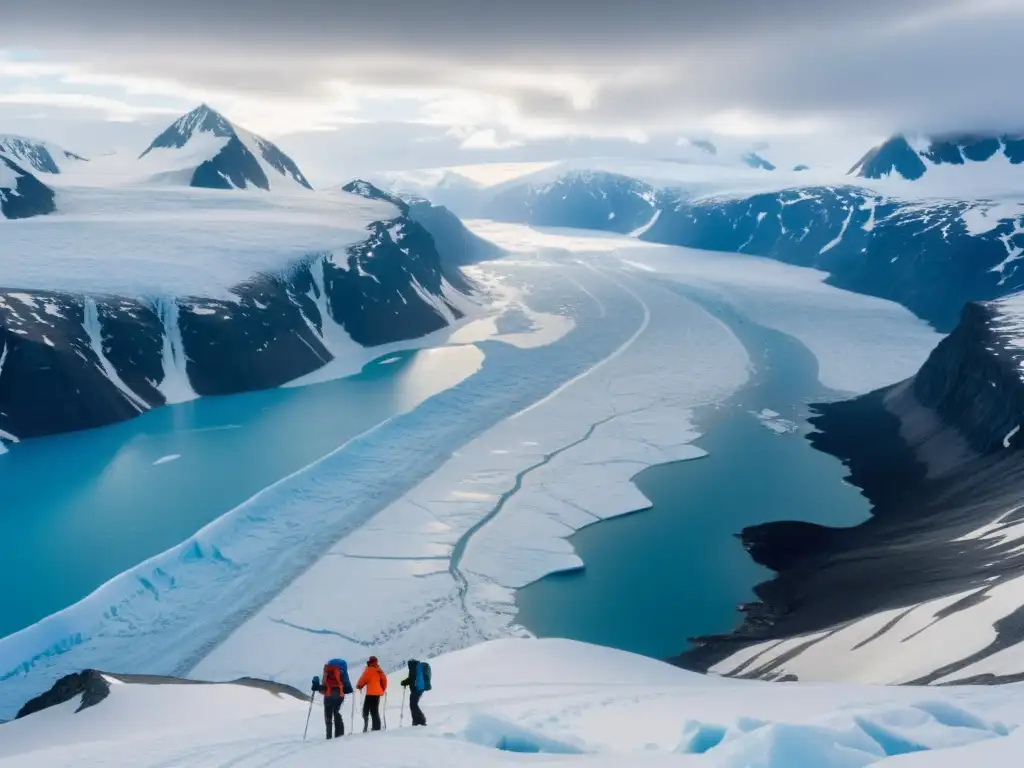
[3,638,1024,767]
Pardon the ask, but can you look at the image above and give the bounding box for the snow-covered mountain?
[683,291,1024,687]
[342,179,504,267]
[405,196,505,265]
[481,170,664,235]
[341,178,411,212]
[138,104,313,191]
[850,132,1024,181]
[479,166,1024,331]
[0,183,478,444]
[4,638,1024,767]
[641,188,1024,331]
[342,178,503,266]
[0,135,87,175]
[0,156,55,220]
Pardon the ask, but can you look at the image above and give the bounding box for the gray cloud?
[2,1,953,55]
[2,0,1023,138]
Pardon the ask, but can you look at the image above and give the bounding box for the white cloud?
[459,129,524,150]
[0,91,178,118]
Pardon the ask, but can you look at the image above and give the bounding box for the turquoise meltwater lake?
[515,288,871,659]
[0,346,483,639]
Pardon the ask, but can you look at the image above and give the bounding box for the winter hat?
[368,656,378,664]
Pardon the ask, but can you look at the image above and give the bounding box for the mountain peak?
[138,105,313,192]
[850,131,1024,180]
[141,104,234,158]
[341,179,409,214]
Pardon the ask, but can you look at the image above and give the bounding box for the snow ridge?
[0,135,86,175]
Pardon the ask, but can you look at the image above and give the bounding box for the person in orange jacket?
[357,656,388,732]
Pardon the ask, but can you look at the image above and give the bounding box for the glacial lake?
[515,288,872,659]
[0,345,483,639]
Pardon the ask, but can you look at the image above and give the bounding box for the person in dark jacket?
[400,659,428,726]
[314,658,353,739]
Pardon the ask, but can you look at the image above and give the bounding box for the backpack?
[416,661,432,692]
[324,658,353,697]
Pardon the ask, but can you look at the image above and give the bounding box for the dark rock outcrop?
[15,670,111,718]
[342,179,410,214]
[674,299,1024,682]
[0,157,56,220]
[15,669,307,719]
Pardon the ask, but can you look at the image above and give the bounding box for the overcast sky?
[1,0,1022,181]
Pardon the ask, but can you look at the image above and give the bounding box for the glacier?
[191,225,937,692]
[0,223,940,719]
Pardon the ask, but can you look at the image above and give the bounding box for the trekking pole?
[400,687,406,727]
[383,691,388,730]
[350,693,356,736]
[303,692,315,740]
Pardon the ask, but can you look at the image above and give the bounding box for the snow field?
[2,639,1022,767]
[0,183,398,298]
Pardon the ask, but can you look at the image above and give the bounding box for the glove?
[401,679,409,687]
[311,675,320,693]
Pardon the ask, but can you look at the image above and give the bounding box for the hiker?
[357,656,388,732]
[400,658,432,726]
[312,658,353,739]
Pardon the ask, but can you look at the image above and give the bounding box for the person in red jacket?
[357,656,388,732]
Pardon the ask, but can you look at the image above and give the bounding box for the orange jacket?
[357,663,388,696]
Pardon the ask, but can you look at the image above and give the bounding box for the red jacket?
[357,662,388,696]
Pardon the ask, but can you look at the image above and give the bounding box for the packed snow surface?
[710,569,1024,688]
[0,223,940,717]
[0,184,398,297]
[3,639,1023,767]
